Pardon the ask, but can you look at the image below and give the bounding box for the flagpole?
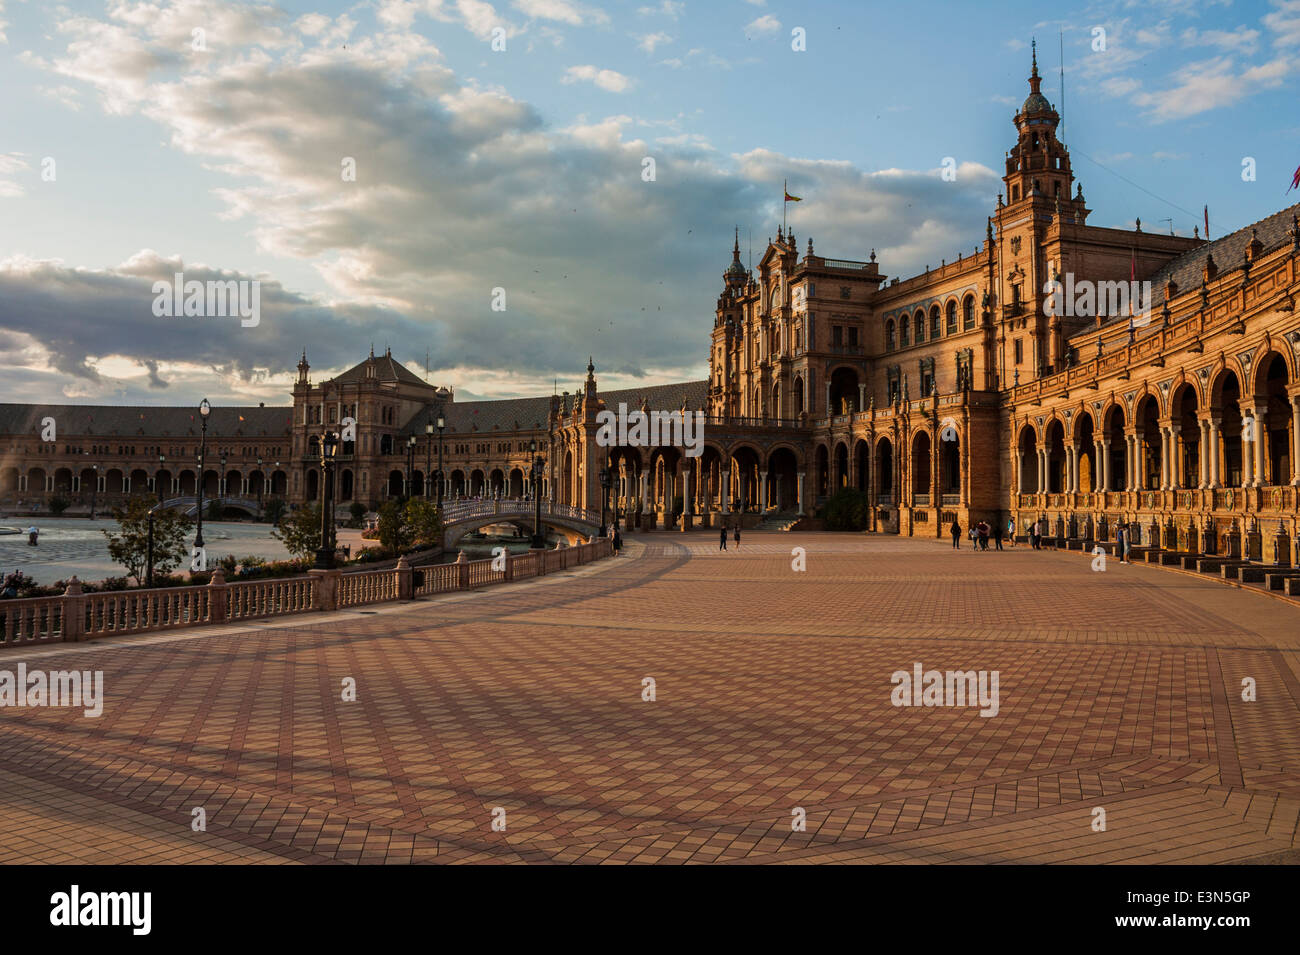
[783,179,787,234]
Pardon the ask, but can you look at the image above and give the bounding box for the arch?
[28,467,47,495]
[1253,351,1292,485]
[899,316,910,347]
[728,444,761,512]
[450,469,466,497]
[833,441,849,491]
[1103,404,1127,491]
[509,467,524,497]
[772,382,781,420]
[340,469,354,501]
[270,470,288,496]
[156,468,173,495]
[853,438,870,492]
[1017,423,1038,492]
[829,366,860,415]
[386,469,403,498]
[886,318,896,351]
[104,468,125,495]
[470,468,486,497]
[875,437,894,501]
[815,444,830,498]
[1074,412,1096,491]
[1,467,19,494]
[928,304,940,340]
[1045,419,1066,493]
[911,430,932,499]
[962,294,976,331]
[1135,394,1162,489]
[793,375,805,416]
[129,468,149,494]
[945,298,958,336]
[767,446,799,511]
[1172,382,1201,489]
[489,468,505,496]
[177,469,196,496]
[913,310,925,344]
[307,468,322,501]
[940,428,960,495]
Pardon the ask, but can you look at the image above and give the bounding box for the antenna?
[748,228,752,273]
[1159,217,1173,236]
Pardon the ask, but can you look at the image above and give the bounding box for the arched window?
[886,319,896,351]
[962,295,975,331]
[929,305,940,340]
[914,311,925,343]
[946,300,957,335]
[900,317,909,347]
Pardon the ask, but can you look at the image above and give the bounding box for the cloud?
[513,0,608,25]
[561,64,632,91]
[745,15,781,35]
[637,1,684,17]
[1182,26,1260,54]
[1131,54,1295,121]
[637,31,671,54]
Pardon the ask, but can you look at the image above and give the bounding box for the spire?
[1031,38,1038,77]
[733,226,740,256]
[1028,37,1043,97]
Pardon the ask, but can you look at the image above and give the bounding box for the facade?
[3,53,1300,559]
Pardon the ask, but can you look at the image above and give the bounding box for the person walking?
[977,521,989,551]
[1030,521,1039,550]
[1118,523,1130,563]
[950,520,961,549]
[612,526,622,554]
[993,521,1003,551]
[733,523,741,550]
[1007,517,1016,547]
[719,524,728,551]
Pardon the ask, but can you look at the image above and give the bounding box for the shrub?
[820,488,870,532]
[48,495,70,515]
[271,502,322,561]
[349,501,367,527]
[263,497,287,525]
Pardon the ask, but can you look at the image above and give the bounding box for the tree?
[207,498,222,522]
[263,497,287,525]
[49,495,70,515]
[348,501,367,527]
[376,498,442,554]
[102,496,192,585]
[271,502,321,561]
[820,488,870,531]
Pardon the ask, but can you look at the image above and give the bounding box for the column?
[1291,397,1300,486]
[796,471,805,516]
[1015,449,1024,493]
[721,469,730,514]
[825,383,832,416]
[1208,417,1221,488]
[759,471,769,512]
[683,468,693,515]
[1037,449,1046,493]
[639,470,649,514]
[1094,439,1104,491]
[857,384,866,413]
[1159,428,1169,490]
[1198,420,1209,489]
[1242,417,1255,488]
[1252,406,1266,486]
[1101,439,1112,491]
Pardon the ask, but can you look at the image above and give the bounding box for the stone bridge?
[439,499,603,548]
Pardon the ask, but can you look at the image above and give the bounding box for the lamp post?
[436,411,445,508]
[405,435,417,500]
[425,417,434,499]
[146,452,165,587]
[599,458,611,538]
[195,398,210,550]
[530,438,546,549]
[219,453,228,502]
[313,431,339,569]
[256,456,264,512]
[89,462,99,520]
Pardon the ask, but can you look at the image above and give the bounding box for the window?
[963,296,975,331]
[848,327,858,347]
[946,301,957,335]
[929,305,940,340]
[832,325,843,347]
[914,312,925,343]
[1014,338,1023,364]
[886,319,895,351]
[900,319,909,347]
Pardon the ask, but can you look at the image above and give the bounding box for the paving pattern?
[1,531,1298,864]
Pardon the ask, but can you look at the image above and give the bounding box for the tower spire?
[1031,37,1038,77]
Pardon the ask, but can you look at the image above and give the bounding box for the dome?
[1022,91,1053,114]
[725,259,746,278]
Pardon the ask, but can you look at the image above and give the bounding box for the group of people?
[719,524,741,550]
[950,519,1005,551]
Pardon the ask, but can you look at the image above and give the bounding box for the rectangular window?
[832,326,843,346]
[848,327,858,347]
[1014,338,1023,364]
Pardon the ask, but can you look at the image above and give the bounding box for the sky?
[1,0,1297,407]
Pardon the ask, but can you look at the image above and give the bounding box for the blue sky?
[1,0,1297,406]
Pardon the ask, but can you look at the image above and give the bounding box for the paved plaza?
[1,531,1298,864]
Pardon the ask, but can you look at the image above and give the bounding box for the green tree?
[348,501,367,527]
[271,503,322,561]
[101,496,193,585]
[48,495,70,515]
[405,498,442,549]
[820,488,870,531]
[376,497,414,553]
[207,498,222,522]
[263,497,287,525]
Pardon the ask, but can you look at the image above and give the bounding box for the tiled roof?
[0,404,292,438]
[331,352,436,388]
[1095,202,1300,332]
[401,380,711,435]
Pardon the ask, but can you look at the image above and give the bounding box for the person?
[950,520,961,549]
[27,525,38,547]
[1007,517,1016,547]
[1038,517,1048,548]
[1118,524,1129,563]
[977,521,989,551]
[719,524,728,551]
[733,523,741,550]
[993,521,1003,551]
[1030,521,1039,550]
[613,526,622,553]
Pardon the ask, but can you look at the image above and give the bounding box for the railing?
[913,493,931,506]
[0,538,615,650]
[440,499,602,526]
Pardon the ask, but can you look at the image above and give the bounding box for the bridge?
[160,495,263,517]
[439,498,604,547]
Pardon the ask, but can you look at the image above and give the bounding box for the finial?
[587,355,595,375]
[869,249,876,262]
[1135,217,1141,232]
[1031,38,1038,77]
[807,236,814,254]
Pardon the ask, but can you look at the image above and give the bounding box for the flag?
[238,415,245,422]
[784,189,802,202]
[1204,204,1210,239]
[1289,164,1300,194]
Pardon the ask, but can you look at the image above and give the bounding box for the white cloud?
[637,31,671,54]
[746,15,781,35]
[637,1,684,17]
[561,64,632,91]
[1182,26,1260,54]
[513,0,608,25]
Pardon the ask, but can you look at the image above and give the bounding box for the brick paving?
[1,531,1298,864]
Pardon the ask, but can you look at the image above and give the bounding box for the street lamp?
[599,458,611,537]
[256,456,264,512]
[195,398,210,550]
[220,453,228,502]
[436,411,446,508]
[405,435,417,499]
[530,438,546,549]
[425,417,434,499]
[313,431,339,569]
[89,462,99,520]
